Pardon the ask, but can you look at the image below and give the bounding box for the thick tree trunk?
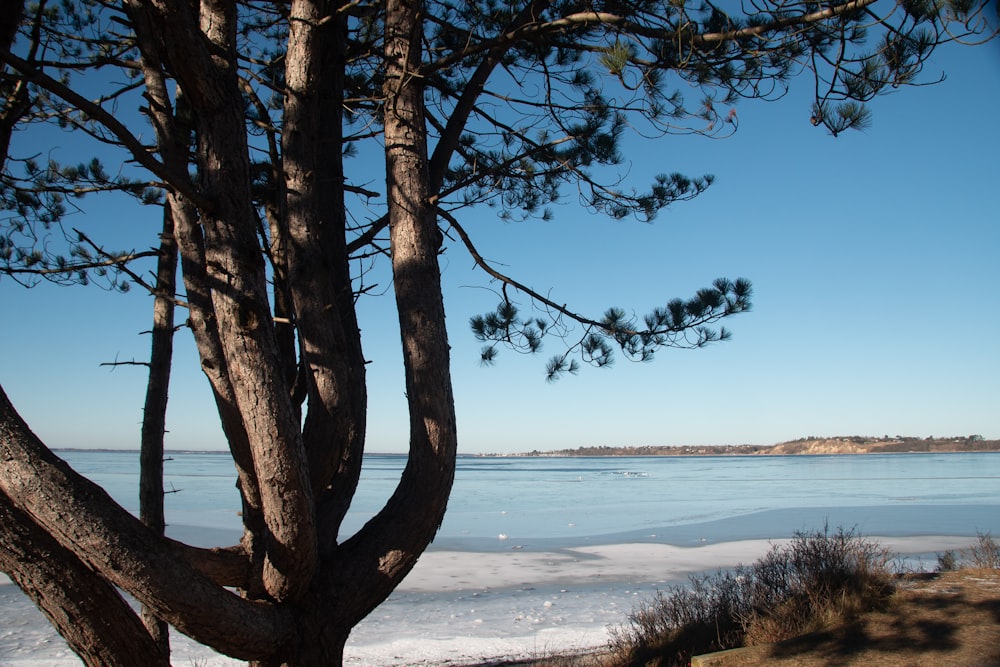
[0,494,169,667]
[146,0,318,603]
[0,385,294,660]
[283,0,367,547]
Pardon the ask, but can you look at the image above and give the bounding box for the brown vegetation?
[474,569,1000,666]
[690,569,1000,667]
[472,534,1000,667]
[606,527,898,666]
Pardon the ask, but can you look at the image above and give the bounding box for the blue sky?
[1,38,998,454]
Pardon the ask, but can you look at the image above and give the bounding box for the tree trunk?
[282,0,367,547]
[0,385,294,660]
[3,2,459,664]
[138,205,178,653]
[316,0,459,638]
[126,0,270,602]
[0,494,169,667]
[147,0,319,603]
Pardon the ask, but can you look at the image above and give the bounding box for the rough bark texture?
[322,0,459,630]
[151,0,319,604]
[282,0,367,547]
[0,386,293,661]
[0,494,170,666]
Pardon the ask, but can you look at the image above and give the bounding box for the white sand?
[0,535,972,666]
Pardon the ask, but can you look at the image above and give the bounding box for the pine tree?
[0,1,994,665]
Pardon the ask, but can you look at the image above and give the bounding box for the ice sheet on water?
[5,452,997,665]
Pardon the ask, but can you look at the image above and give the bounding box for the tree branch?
[427,0,552,192]
[423,0,884,75]
[0,385,292,660]
[0,492,169,666]
[1,250,160,279]
[440,207,603,330]
[0,51,214,213]
[691,0,879,47]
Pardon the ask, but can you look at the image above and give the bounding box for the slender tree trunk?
[122,8,195,646]
[138,209,178,653]
[318,0,459,638]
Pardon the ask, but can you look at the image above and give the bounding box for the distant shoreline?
[54,435,1000,458]
[495,436,1000,458]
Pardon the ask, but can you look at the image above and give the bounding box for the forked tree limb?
[0,492,169,667]
[0,384,292,660]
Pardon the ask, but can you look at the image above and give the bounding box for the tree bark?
[0,493,169,667]
[123,3,269,562]
[320,0,459,634]
[137,204,177,653]
[0,386,293,660]
[146,0,318,603]
[283,0,367,549]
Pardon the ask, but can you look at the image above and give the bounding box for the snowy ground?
[0,536,967,666]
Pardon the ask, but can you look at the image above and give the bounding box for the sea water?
[58,450,1000,549]
[5,450,999,666]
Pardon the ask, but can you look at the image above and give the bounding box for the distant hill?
[764,435,1000,455]
[511,436,1000,457]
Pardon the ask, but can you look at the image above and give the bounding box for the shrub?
[741,526,895,644]
[936,533,1000,572]
[960,532,1000,570]
[607,572,748,666]
[937,550,958,572]
[608,526,896,667]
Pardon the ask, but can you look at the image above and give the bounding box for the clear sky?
[1,37,997,454]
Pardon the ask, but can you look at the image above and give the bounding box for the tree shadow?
[763,585,1000,665]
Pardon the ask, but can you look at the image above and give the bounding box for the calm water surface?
[59,450,1000,549]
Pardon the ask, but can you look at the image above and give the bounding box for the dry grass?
[691,568,1000,667]
[605,526,896,667]
[939,532,1000,572]
[474,533,1000,667]
[473,569,1000,667]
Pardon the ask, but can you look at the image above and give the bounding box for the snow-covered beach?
[2,451,998,665]
[0,534,980,666]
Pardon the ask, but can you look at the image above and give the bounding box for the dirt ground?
[692,569,1000,667]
